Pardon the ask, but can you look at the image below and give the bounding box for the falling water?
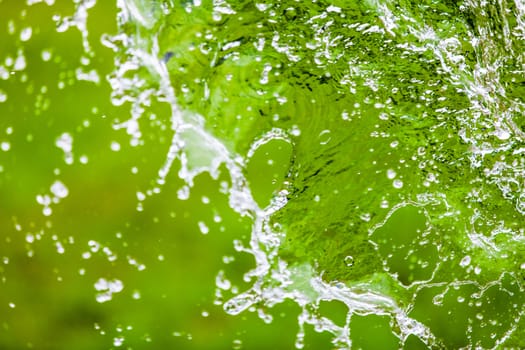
[1,0,525,348]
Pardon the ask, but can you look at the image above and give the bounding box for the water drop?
[393,179,403,189]
[113,336,124,347]
[50,180,69,199]
[290,125,301,137]
[177,186,190,200]
[110,141,121,151]
[232,339,243,349]
[432,294,444,306]
[318,130,331,145]
[459,255,471,267]
[55,133,73,164]
[20,27,32,42]
[41,49,52,61]
[386,169,396,179]
[198,221,209,234]
[1,142,10,151]
[55,242,65,254]
[326,5,342,13]
[344,256,354,267]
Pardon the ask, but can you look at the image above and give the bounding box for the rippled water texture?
[2,0,525,348]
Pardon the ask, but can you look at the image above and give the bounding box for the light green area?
[1,0,525,349]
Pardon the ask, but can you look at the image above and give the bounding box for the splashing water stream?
[1,0,525,348]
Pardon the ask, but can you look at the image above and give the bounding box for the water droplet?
[432,294,444,306]
[177,186,190,200]
[113,336,124,347]
[344,256,354,267]
[459,255,471,267]
[318,130,331,145]
[290,125,301,137]
[50,180,69,199]
[393,179,404,189]
[20,27,32,42]
[94,278,124,303]
[326,5,342,13]
[41,49,52,61]
[386,169,396,179]
[198,221,209,234]
[1,142,10,151]
[232,339,243,350]
[55,242,65,254]
[360,213,371,222]
[110,141,121,151]
[55,133,73,164]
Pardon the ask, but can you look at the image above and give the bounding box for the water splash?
[100,0,525,348]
